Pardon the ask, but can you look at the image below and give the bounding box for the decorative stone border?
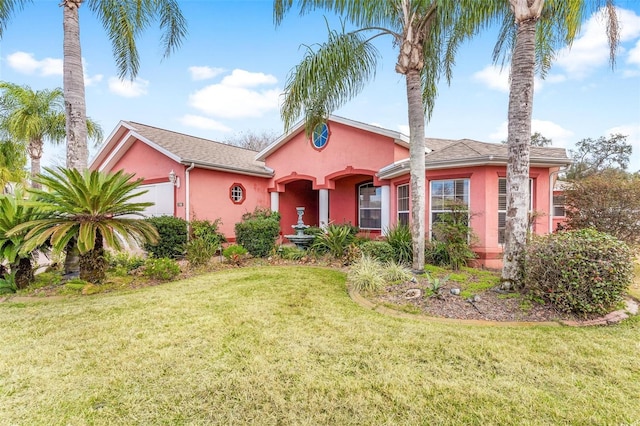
[349,288,639,327]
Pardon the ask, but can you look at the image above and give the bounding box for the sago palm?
[11,167,159,283]
[0,188,46,289]
[274,0,481,273]
[0,0,187,171]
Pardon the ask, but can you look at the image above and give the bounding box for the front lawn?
[1,266,638,424]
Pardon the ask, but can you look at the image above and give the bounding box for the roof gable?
[90,121,273,177]
[256,115,411,161]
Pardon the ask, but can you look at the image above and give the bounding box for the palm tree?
[0,0,187,171]
[274,0,484,273]
[0,138,28,191]
[0,82,104,189]
[11,167,159,283]
[485,0,620,289]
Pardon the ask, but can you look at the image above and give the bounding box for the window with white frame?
[397,184,409,226]
[498,178,533,244]
[553,194,566,217]
[230,183,245,204]
[359,182,381,230]
[430,179,470,237]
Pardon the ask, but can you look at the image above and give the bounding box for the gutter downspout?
[185,162,195,240]
[548,167,567,234]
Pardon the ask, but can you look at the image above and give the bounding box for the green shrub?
[303,226,325,237]
[223,244,248,265]
[191,218,226,247]
[144,216,188,259]
[143,257,181,281]
[524,228,634,316]
[0,271,17,295]
[424,240,449,267]
[430,202,476,270]
[360,240,395,263]
[348,255,386,292]
[186,238,217,267]
[385,224,412,265]
[106,251,145,272]
[234,208,281,258]
[311,224,355,258]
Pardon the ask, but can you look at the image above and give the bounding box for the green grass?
[1,266,639,424]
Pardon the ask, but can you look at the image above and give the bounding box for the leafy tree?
[566,133,632,180]
[225,130,279,152]
[530,132,552,147]
[274,0,489,273]
[564,170,640,247]
[0,1,187,171]
[10,167,159,283]
[0,82,103,188]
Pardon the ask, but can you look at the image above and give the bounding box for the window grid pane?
[430,179,470,239]
[397,184,409,225]
[359,182,381,230]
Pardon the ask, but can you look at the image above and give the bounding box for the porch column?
[319,189,329,230]
[270,191,279,213]
[381,185,390,236]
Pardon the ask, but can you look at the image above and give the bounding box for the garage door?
[135,182,175,217]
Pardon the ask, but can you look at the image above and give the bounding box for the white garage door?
[135,182,175,217]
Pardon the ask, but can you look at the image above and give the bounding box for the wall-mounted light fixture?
[168,169,180,188]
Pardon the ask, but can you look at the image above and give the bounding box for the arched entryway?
[279,179,319,233]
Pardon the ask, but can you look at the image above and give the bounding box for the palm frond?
[280,24,380,133]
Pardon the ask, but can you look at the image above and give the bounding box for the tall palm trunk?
[405,69,426,273]
[501,16,537,289]
[63,0,88,171]
[27,138,43,189]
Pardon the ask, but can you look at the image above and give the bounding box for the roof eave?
[181,160,273,178]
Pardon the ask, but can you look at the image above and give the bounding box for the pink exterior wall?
[266,121,397,190]
[187,168,270,238]
[388,166,555,269]
[108,139,271,238]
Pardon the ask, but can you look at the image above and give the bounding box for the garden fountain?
[284,207,315,250]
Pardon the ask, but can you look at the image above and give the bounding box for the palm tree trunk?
[28,138,43,189]
[501,17,537,289]
[80,231,106,283]
[406,69,426,273]
[64,237,80,277]
[14,257,34,289]
[63,0,89,171]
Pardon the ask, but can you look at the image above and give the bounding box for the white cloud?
[108,77,149,98]
[606,123,640,171]
[84,73,104,86]
[188,66,225,81]
[473,65,510,92]
[179,114,232,132]
[221,69,278,88]
[473,64,547,92]
[7,51,62,76]
[188,69,280,119]
[489,119,574,148]
[555,7,640,78]
[628,39,640,65]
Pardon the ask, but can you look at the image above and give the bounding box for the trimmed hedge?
[144,216,188,259]
[235,208,281,257]
[524,228,633,316]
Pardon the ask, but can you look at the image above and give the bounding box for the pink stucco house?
[90,116,570,268]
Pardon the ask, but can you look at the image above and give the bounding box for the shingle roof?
[425,138,570,164]
[125,121,273,177]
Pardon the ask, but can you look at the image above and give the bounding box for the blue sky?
[1,0,639,172]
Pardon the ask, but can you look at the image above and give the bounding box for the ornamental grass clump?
[524,228,633,316]
[348,255,386,292]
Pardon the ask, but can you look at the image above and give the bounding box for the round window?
[230,184,245,204]
[311,122,329,149]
